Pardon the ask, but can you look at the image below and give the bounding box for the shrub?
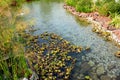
[65,0,76,7]
[0,0,11,7]
[110,13,120,28]
[97,3,109,16]
[108,1,120,14]
[75,0,93,12]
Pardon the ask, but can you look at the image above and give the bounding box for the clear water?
[22,0,120,79]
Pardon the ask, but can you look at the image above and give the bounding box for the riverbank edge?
[63,4,120,47]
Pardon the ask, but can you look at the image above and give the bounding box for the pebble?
[91,67,97,73]
[88,60,95,67]
[77,74,84,80]
[100,75,111,80]
[89,72,99,80]
[108,64,116,70]
[80,62,92,73]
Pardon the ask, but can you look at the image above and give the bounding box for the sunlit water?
[22,0,120,79]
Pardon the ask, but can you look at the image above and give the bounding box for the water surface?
[22,0,120,79]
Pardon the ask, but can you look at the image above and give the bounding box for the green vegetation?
[65,0,76,7]
[66,0,93,12]
[65,0,120,28]
[0,15,32,80]
[0,0,25,7]
[24,32,83,79]
[0,17,31,80]
[65,0,120,15]
[94,0,120,16]
[75,0,93,12]
[110,13,120,29]
[0,0,32,79]
[0,0,85,79]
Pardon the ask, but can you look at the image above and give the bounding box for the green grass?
[65,0,93,12]
[65,0,77,7]
[0,1,32,79]
[0,23,31,79]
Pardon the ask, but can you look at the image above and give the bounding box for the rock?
[79,13,87,18]
[96,64,105,76]
[80,62,92,73]
[107,73,116,79]
[100,75,111,80]
[91,67,97,73]
[89,72,99,80]
[77,74,84,80]
[106,36,112,41]
[107,64,115,70]
[23,78,28,80]
[82,56,86,60]
[88,60,95,67]
[72,73,79,79]
[94,12,99,16]
[11,1,17,6]
[116,75,120,80]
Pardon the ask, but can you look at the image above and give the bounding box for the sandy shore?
[64,4,120,46]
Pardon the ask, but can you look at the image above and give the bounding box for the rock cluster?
[71,61,119,80]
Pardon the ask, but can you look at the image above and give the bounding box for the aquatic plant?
[85,75,92,80]
[24,32,83,79]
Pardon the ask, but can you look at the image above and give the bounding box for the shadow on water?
[22,0,120,79]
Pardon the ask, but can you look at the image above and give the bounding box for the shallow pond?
[22,0,120,79]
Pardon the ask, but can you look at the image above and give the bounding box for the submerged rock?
[88,60,95,67]
[80,62,92,74]
[96,64,105,76]
[100,75,111,80]
[77,74,84,80]
[89,72,99,80]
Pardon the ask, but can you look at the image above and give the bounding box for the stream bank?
[64,4,120,49]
